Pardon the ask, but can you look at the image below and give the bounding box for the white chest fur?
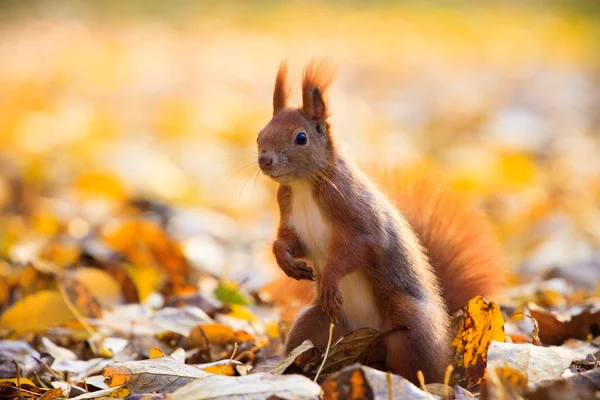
[288,181,331,275]
[287,181,381,330]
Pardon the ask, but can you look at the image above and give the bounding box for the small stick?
[314,322,335,382]
[218,343,238,375]
[417,371,434,400]
[443,365,454,400]
[13,361,23,400]
[386,372,393,400]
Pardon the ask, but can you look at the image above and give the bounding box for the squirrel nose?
[259,154,274,170]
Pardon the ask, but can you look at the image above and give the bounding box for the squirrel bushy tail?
[263,164,505,320]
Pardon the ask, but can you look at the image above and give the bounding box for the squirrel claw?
[321,286,343,324]
[282,258,315,281]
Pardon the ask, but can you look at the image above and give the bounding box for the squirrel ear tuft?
[302,59,334,123]
[273,61,290,115]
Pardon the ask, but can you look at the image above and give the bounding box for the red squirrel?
[257,60,505,383]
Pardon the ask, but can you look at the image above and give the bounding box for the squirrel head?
[257,60,335,184]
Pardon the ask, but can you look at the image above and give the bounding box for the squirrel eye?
[295,132,308,145]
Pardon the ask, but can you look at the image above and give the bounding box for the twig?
[417,371,434,400]
[443,365,454,400]
[314,322,335,382]
[13,360,23,400]
[218,343,239,375]
[386,372,393,400]
[57,281,97,339]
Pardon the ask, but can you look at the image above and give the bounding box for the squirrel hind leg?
[383,296,452,384]
[284,302,349,353]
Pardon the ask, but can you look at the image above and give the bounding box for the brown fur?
[256,60,503,383]
[273,62,291,115]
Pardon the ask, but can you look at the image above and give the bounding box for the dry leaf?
[171,372,322,399]
[270,340,320,375]
[524,368,600,400]
[487,341,564,386]
[309,328,385,379]
[322,364,430,400]
[103,356,210,393]
[528,302,600,345]
[0,290,75,335]
[481,366,527,400]
[186,323,255,349]
[61,275,103,318]
[450,296,506,388]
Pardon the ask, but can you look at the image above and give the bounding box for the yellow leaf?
[450,296,506,388]
[0,290,74,335]
[72,171,128,200]
[71,267,123,307]
[125,264,161,301]
[228,304,257,321]
[149,347,167,359]
[266,322,280,339]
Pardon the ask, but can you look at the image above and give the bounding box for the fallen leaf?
[455,385,477,399]
[0,340,54,379]
[450,296,506,388]
[171,372,322,399]
[309,328,385,380]
[152,306,213,336]
[0,377,45,398]
[71,267,124,307]
[528,301,600,345]
[487,341,564,386]
[70,386,131,399]
[102,356,210,393]
[270,340,320,375]
[524,367,600,400]
[481,366,527,400]
[0,290,75,335]
[214,280,250,306]
[186,323,254,349]
[61,275,103,318]
[321,364,430,400]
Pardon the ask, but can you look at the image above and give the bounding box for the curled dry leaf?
[487,341,564,386]
[102,356,210,394]
[528,301,600,345]
[450,296,506,389]
[269,340,319,375]
[321,364,431,400]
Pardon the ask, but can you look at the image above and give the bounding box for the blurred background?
[1,0,599,291]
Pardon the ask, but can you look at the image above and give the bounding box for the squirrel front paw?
[273,240,315,281]
[321,285,343,324]
[280,256,315,281]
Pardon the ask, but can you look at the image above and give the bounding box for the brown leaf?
[61,275,103,318]
[309,327,385,380]
[528,301,600,345]
[269,340,320,375]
